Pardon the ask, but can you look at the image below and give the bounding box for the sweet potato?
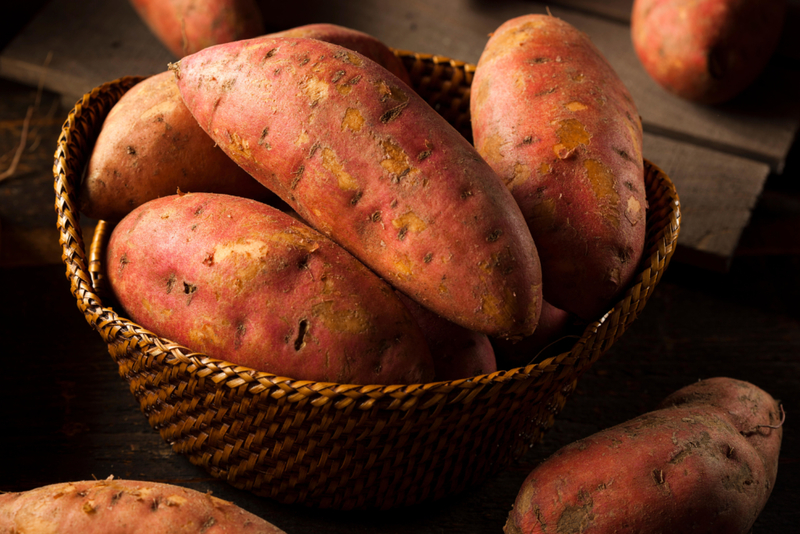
[0,477,286,533]
[504,377,784,534]
[129,0,265,58]
[631,0,787,104]
[171,36,543,338]
[266,23,411,85]
[396,292,496,380]
[471,15,647,321]
[106,192,434,384]
[81,71,273,222]
[492,300,576,368]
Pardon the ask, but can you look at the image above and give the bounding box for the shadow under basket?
[53,50,681,510]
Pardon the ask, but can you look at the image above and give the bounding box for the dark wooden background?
[1,0,799,532]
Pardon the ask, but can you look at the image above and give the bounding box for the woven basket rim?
[53,54,681,398]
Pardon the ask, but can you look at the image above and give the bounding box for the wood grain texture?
[643,133,771,271]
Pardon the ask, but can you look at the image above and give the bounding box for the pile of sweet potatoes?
[82,14,649,384]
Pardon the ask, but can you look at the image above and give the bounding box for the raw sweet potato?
[492,300,576,368]
[0,477,286,533]
[171,36,543,338]
[81,71,273,222]
[106,192,435,385]
[504,377,784,534]
[631,0,787,104]
[396,291,496,380]
[471,14,647,321]
[129,0,265,58]
[266,23,411,85]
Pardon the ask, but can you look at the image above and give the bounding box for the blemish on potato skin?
[584,158,621,228]
[392,211,427,236]
[333,50,364,66]
[556,489,595,533]
[487,229,503,242]
[258,126,270,148]
[380,101,409,123]
[118,254,130,275]
[342,107,365,132]
[234,322,247,349]
[299,76,329,107]
[380,139,417,180]
[225,130,252,161]
[322,148,358,190]
[625,196,643,226]
[166,273,176,293]
[291,165,304,189]
[553,118,590,159]
[564,101,588,111]
[336,75,362,95]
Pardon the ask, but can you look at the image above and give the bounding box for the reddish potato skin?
[631,0,787,104]
[81,71,272,222]
[129,0,265,57]
[172,36,543,338]
[397,292,497,380]
[0,478,285,533]
[504,377,783,534]
[492,300,574,368]
[106,192,434,385]
[266,23,411,85]
[658,376,784,494]
[471,15,646,321]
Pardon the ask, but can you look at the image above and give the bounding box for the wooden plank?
[0,0,174,103]
[0,0,782,269]
[547,0,800,63]
[4,0,795,172]
[642,132,771,271]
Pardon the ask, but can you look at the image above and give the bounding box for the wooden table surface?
[1,0,799,532]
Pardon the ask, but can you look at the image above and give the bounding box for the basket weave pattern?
[53,52,680,510]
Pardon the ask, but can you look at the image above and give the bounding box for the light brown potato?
[81,71,273,222]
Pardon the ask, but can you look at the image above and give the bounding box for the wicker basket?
[53,50,681,510]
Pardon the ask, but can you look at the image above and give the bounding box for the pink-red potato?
[266,23,411,85]
[397,292,497,381]
[106,192,435,384]
[172,36,543,338]
[471,15,647,321]
[0,477,285,533]
[129,0,265,58]
[504,377,783,534]
[631,0,787,104]
[81,71,273,222]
